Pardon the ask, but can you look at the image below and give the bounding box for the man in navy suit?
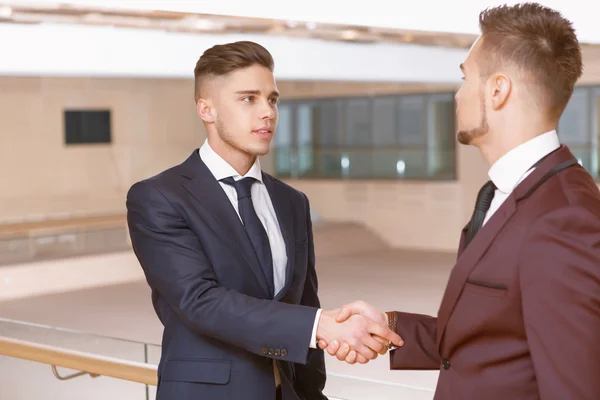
[126,41,402,400]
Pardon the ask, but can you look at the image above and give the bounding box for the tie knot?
[221,177,257,199]
[475,180,496,212]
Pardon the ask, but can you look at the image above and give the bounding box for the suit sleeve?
[389,312,440,370]
[126,181,318,365]
[293,194,327,400]
[519,206,600,399]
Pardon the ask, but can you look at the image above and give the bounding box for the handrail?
[0,334,435,396]
[0,213,126,239]
[0,336,157,385]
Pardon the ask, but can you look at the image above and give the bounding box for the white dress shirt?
[484,130,560,225]
[199,140,320,350]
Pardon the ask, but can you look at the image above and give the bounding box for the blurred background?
[0,1,597,399]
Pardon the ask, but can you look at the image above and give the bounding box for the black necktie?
[465,180,496,247]
[221,177,274,297]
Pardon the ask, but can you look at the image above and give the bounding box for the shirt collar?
[488,130,560,194]
[198,139,263,183]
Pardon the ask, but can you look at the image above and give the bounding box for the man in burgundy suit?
[318,3,600,399]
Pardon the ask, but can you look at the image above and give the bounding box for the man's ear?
[196,98,216,123]
[489,73,512,111]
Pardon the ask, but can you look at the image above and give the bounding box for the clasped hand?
[316,301,403,365]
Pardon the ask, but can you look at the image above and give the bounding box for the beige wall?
[580,45,600,85]
[1,43,599,251]
[0,77,458,224]
[0,77,205,222]
[0,75,486,251]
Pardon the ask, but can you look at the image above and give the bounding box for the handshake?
[315,301,404,364]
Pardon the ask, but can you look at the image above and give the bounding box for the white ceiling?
[0,0,592,82]
[0,22,467,82]
[11,0,597,43]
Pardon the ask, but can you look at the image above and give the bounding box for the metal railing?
[0,318,436,400]
[0,336,157,385]
[0,213,130,266]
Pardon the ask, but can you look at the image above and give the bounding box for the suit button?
[442,359,451,370]
[268,348,274,355]
[281,349,288,357]
[275,349,281,356]
[262,348,268,355]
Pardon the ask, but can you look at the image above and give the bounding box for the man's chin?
[246,143,271,157]
[456,131,473,145]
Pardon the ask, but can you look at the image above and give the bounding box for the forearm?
[389,312,440,370]
[150,272,318,364]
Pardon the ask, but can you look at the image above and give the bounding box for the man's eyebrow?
[234,90,280,97]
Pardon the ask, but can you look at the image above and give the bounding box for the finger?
[371,334,390,353]
[364,334,387,355]
[368,323,404,347]
[372,335,388,346]
[356,353,369,364]
[318,340,328,350]
[345,350,357,364]
[327,340,340,356]
[336,342,351,361]
[354,330,386,355]
[336,306,353,322]
[336,301,368,322]
[354,343,377,360]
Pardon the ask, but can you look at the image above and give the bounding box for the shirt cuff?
[309,309,323,349]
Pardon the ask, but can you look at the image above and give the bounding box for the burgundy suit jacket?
[390,146,600,399]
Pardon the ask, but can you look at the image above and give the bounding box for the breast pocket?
[464,280,508,298]
[157,358,232,400]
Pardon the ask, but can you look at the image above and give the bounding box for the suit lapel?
[177,150,271,298]
[437,196,516,348]
[437,145,577,350]
[262,173,296,300]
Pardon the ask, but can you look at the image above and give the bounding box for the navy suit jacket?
[126,150,327,400]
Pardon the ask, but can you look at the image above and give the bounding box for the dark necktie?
[465,180,497,247]
[221,177,274,297]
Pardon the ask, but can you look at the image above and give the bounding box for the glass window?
[559,88,589,146]
[398,96,426,147]
[275,91,463,180]
[559,88,591,172]
[274,104,293,177]
[315,100,344,148]
[296,104,314,175]
[345,98,371,146]
[427,94,456,179]
[297,104,313,148]
[372,97,397,147]
[275,104,292,148]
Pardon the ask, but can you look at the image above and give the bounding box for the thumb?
[336,306,353,322]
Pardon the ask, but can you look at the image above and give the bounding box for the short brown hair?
[193,41,274,101]
[477,2,583,119]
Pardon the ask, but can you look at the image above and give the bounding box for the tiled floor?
[0,223,455,399]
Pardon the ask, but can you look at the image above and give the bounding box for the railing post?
[144,343,150,400]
